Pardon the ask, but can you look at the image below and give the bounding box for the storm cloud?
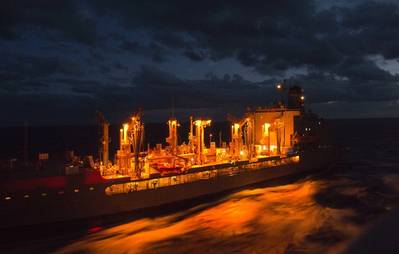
[1,0,399,124]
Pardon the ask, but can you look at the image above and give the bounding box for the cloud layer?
[1,0,399,124]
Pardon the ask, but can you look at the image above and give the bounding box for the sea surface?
[1,118,399,254]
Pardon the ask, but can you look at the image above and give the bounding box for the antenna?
[171,91,175,118]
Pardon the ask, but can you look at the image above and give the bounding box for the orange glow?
[111,102,301,177]
[232,123,240,136]
[57,181,361,254]
[169,120,177,125]
[262,123,270,136]
[123,123,129,143]
[195,119,211,126]
[292,155,300,162]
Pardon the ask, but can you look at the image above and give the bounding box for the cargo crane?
[116,109,145,178]
[129,110,145,178]
[166,118,179,155]
[193,119,211,164]
[188,116,194,153]
[228,115,255,160]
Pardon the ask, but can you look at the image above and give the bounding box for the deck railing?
[105,155,300,196]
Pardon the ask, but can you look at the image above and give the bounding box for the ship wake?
[53,174,399,254]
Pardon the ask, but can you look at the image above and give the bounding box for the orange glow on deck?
[292,155,300,162]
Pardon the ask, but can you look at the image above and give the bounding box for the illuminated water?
[2,119,399,253]
[53,181,361,253]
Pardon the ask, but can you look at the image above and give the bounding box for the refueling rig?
[94,84,320,181]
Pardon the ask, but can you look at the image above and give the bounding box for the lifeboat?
[154,162,183,176]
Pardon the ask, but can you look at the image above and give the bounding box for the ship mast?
[166,118,179,155]
[188,116,194,153]
[129,109,144,178]
[97,112,110,171]
[193,119,211,164]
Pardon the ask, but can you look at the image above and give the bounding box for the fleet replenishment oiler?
[0,84,333,228]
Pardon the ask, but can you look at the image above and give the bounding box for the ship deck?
[104,154,300,196]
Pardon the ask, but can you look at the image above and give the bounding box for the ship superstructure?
[98,84,304,181]
[92,84,318,196]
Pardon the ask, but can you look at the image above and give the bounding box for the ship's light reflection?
[55,178,396,254]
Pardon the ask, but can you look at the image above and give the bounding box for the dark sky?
[1,0,399,125]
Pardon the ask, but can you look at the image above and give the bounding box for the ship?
[0,84,334,228]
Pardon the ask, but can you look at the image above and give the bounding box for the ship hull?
[0,149,333,229]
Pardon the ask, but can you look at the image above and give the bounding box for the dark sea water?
[1,118,399,254]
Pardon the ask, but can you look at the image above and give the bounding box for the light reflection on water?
[54,175,397,254]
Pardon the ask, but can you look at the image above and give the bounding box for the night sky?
[1,0,399,125]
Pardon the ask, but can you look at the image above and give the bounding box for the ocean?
[1,118,399,253]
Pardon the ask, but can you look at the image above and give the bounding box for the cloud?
[118,40,170,63]
[0,53,84,91]
[113,62,128,71]
[119,40,141,52]
[4,1,399,81]
[125,66,278,112]
[334,57,398,82]
[152,32,190,49]
[183,49,207,61]
[341,1,399,60]
[2,0,399,124]
[87,0,399,81]
[2,63,399,125]
[0,0,98,45]
[87,0,319,66]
